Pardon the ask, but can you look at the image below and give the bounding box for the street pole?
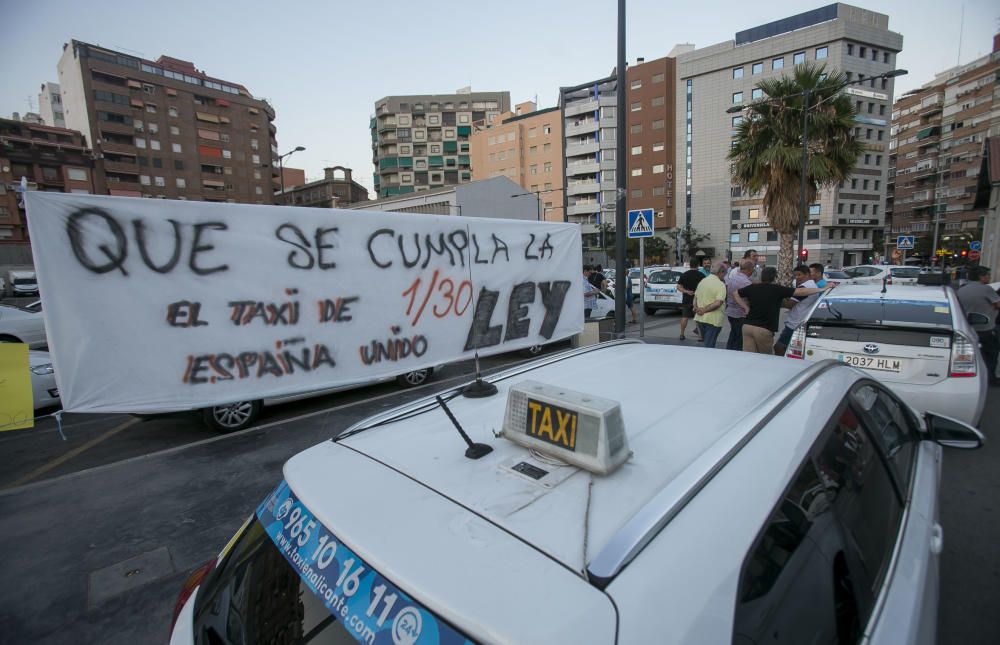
[613,0,627,336]
[797,87,810,259]
[278,156,286,205]
[639,237,645,339]
[536,192,542,222]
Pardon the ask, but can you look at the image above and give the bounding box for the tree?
[728,63,863,282]
[665,225,710,263]
[599,222,672,264]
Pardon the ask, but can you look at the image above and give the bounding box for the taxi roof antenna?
[881,275,888,294]
[436,395,493,459]
[461,222,499,399]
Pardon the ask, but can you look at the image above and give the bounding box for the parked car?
[6,270,38,297]
[643,268,684,314]
[0,304,47,348]
[786,284,987,426]
[822,269,851,287]
[170,341,982,645]
[28,350,60,410]
[843,265,920,286]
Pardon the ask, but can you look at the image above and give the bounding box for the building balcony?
[566,160,599,176]
[567,202,600,216]
[565,119,599,136]
[566,141,599,157]
[103,160,138,173]
[566,180,599,196]
[564,99,599,118]
[102,142,137,155]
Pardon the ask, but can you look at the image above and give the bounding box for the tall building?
[280,166,369,208]
[560,75,617,249]
[887,35,1000,256]
[470,101,564,221]
[57,40,278,203]
[625,56,677,231]
[0,118,96,244]
[675,4,903,267]
[38,82,66,128]
[370,90,511,199]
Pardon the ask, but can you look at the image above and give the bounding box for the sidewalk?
[595,310,742,348]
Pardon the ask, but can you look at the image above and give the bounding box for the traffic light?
[798,248,809,262]
[961,250,968,257]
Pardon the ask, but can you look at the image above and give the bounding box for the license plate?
[838,353,903,372]
[652,294,668,301]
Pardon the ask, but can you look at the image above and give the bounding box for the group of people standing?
[676,250,829,353]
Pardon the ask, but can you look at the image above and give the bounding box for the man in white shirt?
[774,264,818,356]
[728,249,761,283]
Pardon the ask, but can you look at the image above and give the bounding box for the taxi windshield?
[648,271,681,285]
[193,483,473,645]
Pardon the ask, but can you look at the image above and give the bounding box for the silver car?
[0,304,47,348]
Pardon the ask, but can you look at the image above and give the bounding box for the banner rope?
[0,410,66,440]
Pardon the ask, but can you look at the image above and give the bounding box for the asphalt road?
[0,338,996,644]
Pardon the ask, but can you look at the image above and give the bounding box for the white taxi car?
[786,285,987,426]
[642,268,684,315]
[843,265,920,286]
[0,303,47,348]
[170,341,981,645]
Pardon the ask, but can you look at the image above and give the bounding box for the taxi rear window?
[192,481,473,645]
[809,298,953,327]
[649,271,681,284]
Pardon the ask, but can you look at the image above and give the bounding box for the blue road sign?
[627,209,654,238]
[896,235,914,250]
[970,241,982,252]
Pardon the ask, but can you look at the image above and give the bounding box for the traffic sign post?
[628,209,654,338]
[969,249,981,261]
[970,241,982,252]
[896,235,914,250]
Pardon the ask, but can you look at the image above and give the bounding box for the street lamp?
[276,145,306,204]
[727,68,907,259]
[510,187,564,222]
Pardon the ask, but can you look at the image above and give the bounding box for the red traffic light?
[798,248,809,261]
[961,250,968,256]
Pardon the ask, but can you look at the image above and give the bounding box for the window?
[731,210,741,221]
[154,176,165,187]
[793,52,805,65]
[850,203,856,214]
[807,229,819,240]
[170,126,180,135]
[152,157,162,168]
[528,127,537,138]
[733,67,744,79]
[809,204,820,216]
[752,88,763,100]
[847,43,854,55]
[876,155,882,166]
[150,140,160,150]
[631,189,643,198]
[67,168,88,181]
[251,154,260,164]
[631,145,642,155]
[631,168,642,177]
[874,180,880,191]
[752,62,763,75]
[766,231,778,242]
[171,143,182,153]
[859,46,866,58]
[630,102,642,112]
[863,179,870,190]
[174,160,184,170]
[543,162,552,173]
[543,125,551,134]
[730,233,740,242]
[861,204,868,215]
[815,46,828,60]
[653,186,666,196]
[148,123,159,134]
[255,186,263,195]
[733,91,744,104]
[176,178,186,188]
[529,164,538,175]
[871,48,878,61]
[749,208,760,219]
[883,52,891,64]
[748,232,759,242]
[222,149,232,159]
[139,175,150,186]
[652,73,664,83]
[630,124,642,134]
[653,164,665,173]
[772,57,784,70]
[135,138,147,149]
[630,79,641,90]
[604,149,616,161]
[600,106,616,119]
[543,143,552,152]
[134,119,143,132]
[145,104,157,113]
[651,96,665,107]
[877,130,884,141]
[652,142,664,152]
[732,116,743,127]
[864,154,871,165]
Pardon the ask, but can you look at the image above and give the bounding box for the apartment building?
[38,82,66,128]
[0,118,96,243]
[280,166,369,208]
[675,4,903,267]
[470,101,564,221]
[57,40,278,203]
[625,56,677,230]
[887,35,1000,254]
[370,90,511,199]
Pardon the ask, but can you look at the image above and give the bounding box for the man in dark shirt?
[677,257,705,341]
[735,266,826,354]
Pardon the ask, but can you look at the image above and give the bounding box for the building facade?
[57,40,278,203]
[280,167,369,208]
[38,82,66,128]
[675,4,903,267]
[0,119,96,244]
[347,176,536,220]
[887,36,1000,257]
[370,90,511,199]
[470,101,564,221]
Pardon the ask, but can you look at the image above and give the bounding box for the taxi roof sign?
[501,380,631,475]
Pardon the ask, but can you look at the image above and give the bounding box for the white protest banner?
[25,193,583,413]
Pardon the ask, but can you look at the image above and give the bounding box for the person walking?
[625,267,638,323]
[677,257,705,341]
[582,265,598,320]
[957,266,1000,385]
[724,259,754,350]
[774,265,819,356]
[735,266,827,354]
[693,262,729,348]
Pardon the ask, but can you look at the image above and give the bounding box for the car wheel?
[644,306,656,316]
[0,335,22,343]
[202,400,262,433]
[521,344,545,357]
[397,368,432,388]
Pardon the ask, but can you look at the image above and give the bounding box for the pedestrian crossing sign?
[627,209,654,238]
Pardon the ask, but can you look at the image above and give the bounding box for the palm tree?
[728,63,863,282]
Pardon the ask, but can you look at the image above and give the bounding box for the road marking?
[2,418,139,490]
[0,413,133,444]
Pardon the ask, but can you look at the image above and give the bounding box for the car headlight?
[30,364,54,375]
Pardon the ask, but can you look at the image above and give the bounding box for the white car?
[588,289,616,321]
[29,350,60,410]
[643,268,684,314]
[843,264,920,286]
[0,304,47,348]
[170,341,981,645]
[786,285,987,426]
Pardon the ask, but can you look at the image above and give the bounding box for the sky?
[1,0,996,193]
